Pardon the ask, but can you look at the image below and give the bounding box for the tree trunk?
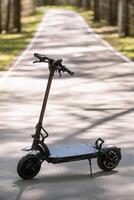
[82,0,87,9]
[0,0,2,33]
[35,0,45,6]
[108,0,117,25]
[31,0,36,15]
[49,0,56,5]
[124,0,129,35]
[88,0,91,9]
[5,0,11,33]
[109,0,113,25]
[118,0,124,36]
[77,0,82,7]
[118,0,129,36]
[64,0,70,5]
[94,0,100,21]
[13,0,21,33]
[82,0,90,10]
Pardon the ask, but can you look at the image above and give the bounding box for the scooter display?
[17,53,121,180]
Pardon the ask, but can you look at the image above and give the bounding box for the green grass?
[103,35,134,60]
[0,7,46,71]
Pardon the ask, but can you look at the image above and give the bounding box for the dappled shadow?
[12,170,118,200]
[1,8,134,200]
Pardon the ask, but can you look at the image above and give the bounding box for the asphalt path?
[0,9,134,200]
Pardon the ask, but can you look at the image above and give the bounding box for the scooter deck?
[49,144,98,159]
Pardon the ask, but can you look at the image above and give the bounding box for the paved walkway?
[0,9,134,200]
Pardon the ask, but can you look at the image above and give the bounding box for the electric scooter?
[17,53,121,180]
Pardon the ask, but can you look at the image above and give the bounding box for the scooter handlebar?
[33,53,74,76]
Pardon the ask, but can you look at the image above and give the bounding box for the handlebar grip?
[34,53,41,59]
[34,53,49,61]
[63,65,74,76]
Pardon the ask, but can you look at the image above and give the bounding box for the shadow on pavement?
[13,170,118,200]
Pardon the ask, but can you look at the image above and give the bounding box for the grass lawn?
[78,9,134,61]
[0,7,45,71]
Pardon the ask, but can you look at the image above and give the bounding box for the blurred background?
[0,0,134,70]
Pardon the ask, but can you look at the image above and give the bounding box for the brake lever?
[33,60,39,64]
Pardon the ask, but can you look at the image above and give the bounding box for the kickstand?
[88,159,93,177]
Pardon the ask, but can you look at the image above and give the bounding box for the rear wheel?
[97,149,120,171]
[17,154,41,180]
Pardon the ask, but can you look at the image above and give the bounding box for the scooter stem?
[32,67,55,148]
[38,68,55,125]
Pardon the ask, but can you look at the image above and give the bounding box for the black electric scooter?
[17,53,121,180]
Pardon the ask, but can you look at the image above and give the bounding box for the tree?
[108,0,117,25]
[5,0,12,33]
[49,0,56,5]
[77,0,82,7]
[124,0,129,35]
[0,0,2,33]
[94,0,100,21]
[82,0,90,10]
[108,0,112,25]
[118,0,129,36]
[13,0,21,33]
[64,0,71,5]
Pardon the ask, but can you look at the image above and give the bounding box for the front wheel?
[97,149,121,171]
[17,154,41,180]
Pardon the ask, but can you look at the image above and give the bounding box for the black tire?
[17,154,41,180]
[97,149,120,171]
